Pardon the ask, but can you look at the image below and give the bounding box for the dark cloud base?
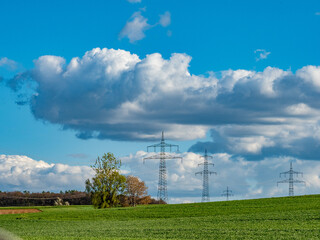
[5,48,320,160]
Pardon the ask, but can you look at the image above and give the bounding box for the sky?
[1,0,320,203]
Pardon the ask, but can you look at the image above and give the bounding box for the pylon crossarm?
[222,193,233,196]
[278,179,289,183]
[292,171,303,176]
[143,154,162,161]
[292,180,306,185]
[277,180,288,187]
[209,171,217,175]
[147,143,179,152]
[144,153,181,160]
[280,171,290,177]
[143,154,182,164]
[166,144,180,153]
[277,179,289,186]
[166,156,183,163]
[164,143,179,149]
[195,171,203,176]
[147,143,162,151]
[160,154,182,161]
[198,162,214,166]
[223,189,232,193]
[143,154,162,164]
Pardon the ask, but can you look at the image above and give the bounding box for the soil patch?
[0,209,41,215]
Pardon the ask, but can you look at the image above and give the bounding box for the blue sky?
[1,0,320,201]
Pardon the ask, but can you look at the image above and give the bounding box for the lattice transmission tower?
[277,162,305,196]
[195,149,217,202]
[221,186,233,201]
[143,132,182,203]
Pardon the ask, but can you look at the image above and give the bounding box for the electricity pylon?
[221,186,233,201]
[143,132,182,203]
[277,162,305,196]
[195,149,217,202]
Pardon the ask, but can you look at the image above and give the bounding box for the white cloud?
[219,69,253,92]
[286,103,316,116]
[8,47,320,160]
[159,11,171,27]
[1,152,319,203]
[119,11,151,43]
[0,154,94,192]
[0,57,17,70]
[190,118,320,160]
[297,65,320,90]
[228,136,274,154]
[254,49,271,61]
[315,12,320,15]
[121,151,319,203]
[9,48,217,141]
[119,10,172,42]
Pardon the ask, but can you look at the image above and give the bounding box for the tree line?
[0,153,161,208]
[0,191,91,206]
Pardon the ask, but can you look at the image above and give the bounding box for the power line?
[221,186,233,201]
[143,131,182,203]
[195,149,217,202]
[277,161,305,196]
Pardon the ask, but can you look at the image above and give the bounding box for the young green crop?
[0,195,320,239]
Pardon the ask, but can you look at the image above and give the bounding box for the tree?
[85,153,126,208]
[126,175,148,207]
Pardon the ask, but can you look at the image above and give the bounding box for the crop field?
[0,195,320,239]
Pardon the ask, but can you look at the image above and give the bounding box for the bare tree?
[126,175,148,207]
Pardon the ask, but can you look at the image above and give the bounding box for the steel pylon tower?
[277,162,305,196]
[195,149,217,202]
[221,186,233,201]
[143,132,182,203]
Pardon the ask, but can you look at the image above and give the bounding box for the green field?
[0,195,320,239]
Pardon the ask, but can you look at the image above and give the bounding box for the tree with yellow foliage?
[85,153,126,208]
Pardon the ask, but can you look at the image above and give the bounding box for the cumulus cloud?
[0,154,94,192]
[119,11,151,43]
[7,47,320,160]
[159,11,171,27]
[0,57,17,70]
[1,152,319,202]
[296,65,320,90]
[190,121,320,160]
[119,10,172,42]
[254,49,271,61]
[121,151,319,203]
[8,48,216,141]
